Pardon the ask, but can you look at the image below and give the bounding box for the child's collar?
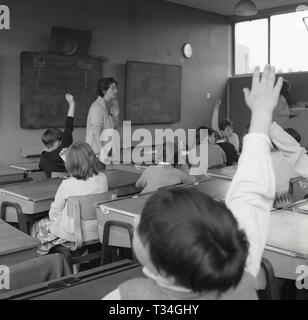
[142,267,192,293]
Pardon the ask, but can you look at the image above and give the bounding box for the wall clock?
[183,43,193,58]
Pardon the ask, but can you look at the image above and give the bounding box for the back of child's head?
[65,142,99,180]
[284,127,301,143]
[138,187,249,293]
[42,128,63,148]
[219,119,234,131]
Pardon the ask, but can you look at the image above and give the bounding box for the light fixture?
[234,0,258,16]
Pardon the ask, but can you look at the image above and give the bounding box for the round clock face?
[183,43,193,58]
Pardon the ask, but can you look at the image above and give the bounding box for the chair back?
[66,190,118,248]
[257,257,278,300]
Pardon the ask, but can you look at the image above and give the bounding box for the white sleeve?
[225,133,275,277]
[270,121,308,178]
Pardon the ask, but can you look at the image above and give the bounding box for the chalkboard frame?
[125,60,182,125]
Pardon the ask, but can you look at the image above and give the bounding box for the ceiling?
[164,0,308,17]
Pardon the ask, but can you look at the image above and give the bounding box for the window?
[235,19,268,75]
[234,9,308,75]
[271,11,308,73]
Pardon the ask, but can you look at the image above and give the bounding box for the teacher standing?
[85,78,120,159]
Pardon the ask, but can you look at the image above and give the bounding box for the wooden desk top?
[10,162,40,172]
[207,165,238,180]
[99,178,231,217]
[266,210,308,259]
[187,178,231,201]
[0,166,25,177]
[0,221,39,256]
[0,179,62,202]
[100,193,152,217]
[1,261,142,300]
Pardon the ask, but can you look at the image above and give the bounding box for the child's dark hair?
[65,142,99,180]
[219,119,234,131]
[284,128,301,143]
[196,126,218,146]
[138,187,249,293]
[42,128,63,148]
[97,78,118,97]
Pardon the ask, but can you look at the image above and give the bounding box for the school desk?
[9,162,46,182]
[96,178,231,248]
[0,260,142,300]
[0,165,27,185]
[0,219,39,266]
[0,170,141,232]
[207,165,238,180]
[264,210,308,280]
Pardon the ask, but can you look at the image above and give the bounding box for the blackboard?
[20,52,102,129]
[125,61,181,124]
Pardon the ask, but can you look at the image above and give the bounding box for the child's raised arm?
[211,99,221,133]
[226,65,283,277]
[65,94,75,118]
[270,122,308,178]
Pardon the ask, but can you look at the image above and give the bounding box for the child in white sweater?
[31,142,108,255]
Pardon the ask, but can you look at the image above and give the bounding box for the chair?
[51,190,118,271]
[100,220,137,265]
[257,257,279,300]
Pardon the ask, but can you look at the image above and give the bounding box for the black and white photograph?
[0,0,308,304]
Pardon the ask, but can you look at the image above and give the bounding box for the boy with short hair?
[219,119,240,153]
[211,100,240,153]
[103,65,283,300]
[39,94,75,178]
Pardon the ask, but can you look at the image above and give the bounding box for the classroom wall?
[0,0,230,165]
[229,73,308,146]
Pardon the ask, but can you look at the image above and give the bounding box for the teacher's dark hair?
[97,78,118,97]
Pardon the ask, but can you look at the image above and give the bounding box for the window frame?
[232,5,306,76]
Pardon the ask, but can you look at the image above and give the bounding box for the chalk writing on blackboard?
[33,55,46,90]
[78,60,92,89]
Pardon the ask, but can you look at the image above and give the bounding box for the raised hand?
[65,94,75,105]
[214,99,222,108]
[244,65,283,135]
[243,65,283,114]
